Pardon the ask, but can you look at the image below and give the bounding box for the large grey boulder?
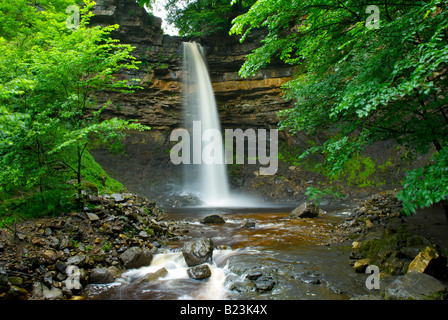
[290,202,320,218]
[385,270,447,300]
[182,238,214,267]
[120,247,154,269]
[187,264,212,280]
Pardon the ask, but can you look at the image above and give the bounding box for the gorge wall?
[89,0,420,206]
[90,0,294,131]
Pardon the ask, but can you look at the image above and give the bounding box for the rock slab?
[385,270,447,300]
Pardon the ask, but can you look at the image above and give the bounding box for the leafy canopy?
[150,0,256,37]
[0,0,149,219]
[230,0,448,214]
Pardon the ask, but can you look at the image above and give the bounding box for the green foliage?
[163,0,256,37]
[231,0,448,213]
[398,147,448,215]
[305,186,345,205]
[0,0,150,221]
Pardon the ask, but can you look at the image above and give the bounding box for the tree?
[230,0,448,214]
[161,0,256,37]
[0,0,149,217]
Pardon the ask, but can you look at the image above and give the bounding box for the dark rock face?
[89,0,294,131]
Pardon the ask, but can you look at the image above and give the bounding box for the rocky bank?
[0,191,187,300]
[334,192,448,299]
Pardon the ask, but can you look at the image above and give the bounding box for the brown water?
[85,205,371,300]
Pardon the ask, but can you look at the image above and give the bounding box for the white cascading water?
[118,249,240,300]
[182,42,231,206]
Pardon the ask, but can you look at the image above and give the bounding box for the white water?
[182,42,231,206]
[119,249,242,300]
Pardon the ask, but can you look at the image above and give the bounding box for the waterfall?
[182,42,231,206]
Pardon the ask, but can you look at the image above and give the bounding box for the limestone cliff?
[90,0,294,130]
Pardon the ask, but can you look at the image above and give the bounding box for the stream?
[84,205,372,300]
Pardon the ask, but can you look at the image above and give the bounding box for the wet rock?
[67,254,86,267]
[42,249,57,264]
[8,276,23,286]
[31,281,44,299]
[353,258,371,273]
[0,271,10,294]
[86,212,100,222]
[200,215,225,224]
[42,285,64,300]
[111,193,125,202]
[407,245,447,278]
[182,238,214,267]
[89,267,115,284]
[187,264,212,280]
[290,202,320,218]
[119,247,153,269]
[254,278,276,292]
[241,219,256,229]
[245,271,263,280]
[229,280,254,293]
[385,270,448,300]
[5,285,28,300]
[136,267,168,283]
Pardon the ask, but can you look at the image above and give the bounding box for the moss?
[79,151,124,194]
[0,151,124,227]
[355,228,414,275]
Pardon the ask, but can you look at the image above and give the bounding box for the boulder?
[86,212,100,221]
[182,238,214,267]
[67,254,86,267]
[4,285,28,300]
[111,193,125,202]
[42,285,64,300]
[0,271,10,294]
[200,215,225,224]
[254,278,276,292]
[42,249,57,264]
[89,267,115,284]
[119,247,153,269]
[353,258,371,273]
[290,202,320,218]
[187,264,212,280]
[407,245,447,278]
[136,267,168,283]
[385,270,447,300]
[241,219,256,229]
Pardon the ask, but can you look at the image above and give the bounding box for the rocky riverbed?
[0,191,187,300]
[1,190,447,300]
